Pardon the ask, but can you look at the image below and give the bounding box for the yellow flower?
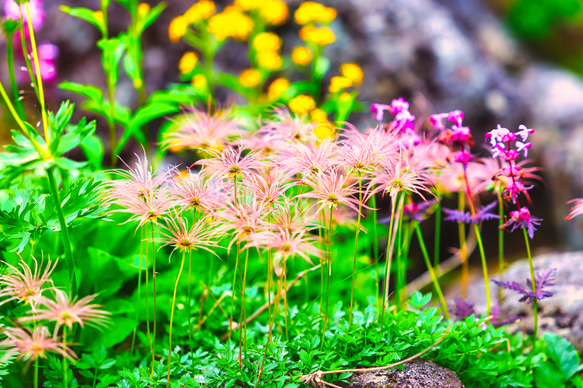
[93,10,103,23]
[299,25,336,46]
[191,74,208,89]
[310,108,327,122]
[208,9,254,41]
[291,46,312,66]
[260,0,288,25]
[179,52,198,74]
[329,76,352,93]
[169,16,188,43]
[257,50,283,71]
[314,122,334,140]
[184,0,216,23]
[268,78,290,100]
[239,68,262,87]
[234,0,260,10]
[294,2,337,25]
[138,3,150,17]
[340,63,363,85]
[252,32,282,52]
[289,95,316,114]
[339,92,352,102]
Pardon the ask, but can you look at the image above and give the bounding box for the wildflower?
[291,46,312,66]
[5,0,45,31]
[566,198,583,220]
[258,107,316,145]
[281,141,340,176]
[267,203,317,234]
[219,198,269,247]
[239,68,261,87]
[289,95,316,115]
[501,206,541,239]
[267,78,290,100]
[170,170,228,214]
[329,76,352,93]
[0,258,57,306]
[0,326,76,365]
[162,107,241,151]
[252,32,281,52]
[443,201,499,224]
[168,16,188,42]
[340,63,363,85]
[248,228,320,277]
[33,42,59,83]
[196,147,268,179]
[453,298,476,319]
[493,269,556,304]
[208,9,253,41]
[314,123,334,140]
[138,3,150,16]
[184,0,215,24]
[259,0,288,25]
[257,50,282,71]
[191,74,208,90]
[299,25,336,46]
[298,168,365,214]
[369,160,434,201]
[339,125,398,172]
[158,215,224,255]
[310,109,327,122]
[20,289,110,335]
[402,200,437,222]
[244,169,295,206]
[294,2,336,25]
[179,52,198,74]
[371,103,390,121]
[485,124,534,161]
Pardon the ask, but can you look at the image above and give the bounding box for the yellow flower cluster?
[184,0,216,24]
[235,0,289,25]
[291,46,312,66]
[299,25,336,46]
[138,3,150,16]
[253,32,283,71]
[179,52,198,74]
[328,63,364,93]
[289,95,316,114]
[294,2,337,25]
[239,68,262,87]
[169,16,188,43]
[267,78,290,100]
[208,7,254,41]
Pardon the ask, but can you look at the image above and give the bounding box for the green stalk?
[474,223,491,316]
[433,199,442,276]
[130,227,144,355]
[167,249,186,388]
[150,221,157,377]
[370,193,380,308]
[395,201,406,308]
[17,15,38,100]
[143,226,153,374]
[415,223,450,320]
[381,192,400,325]
[241,248,250,355]
[63,327,68,388]
[34,359,39,388]
[47,168,77,297]
[497,189,505,305]
[92,365,97,388]
[230,243,240,343]
[5,35,25,120]
[523,227,538,339]
[349,175,363,326]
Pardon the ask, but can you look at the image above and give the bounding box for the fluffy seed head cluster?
[0,258,56,307]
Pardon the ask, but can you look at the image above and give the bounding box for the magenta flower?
[5,0,45,31]
[501,206,541,239]
[370,103,390,121]
[485,124,534,160]
[566,198,583,220]
[34,42,58,82]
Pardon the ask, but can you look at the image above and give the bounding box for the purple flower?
[453,298,475,319]
[402,199,436,222]
[490,305,519,328]
[485,124,534,162]
[493,269,556,304]
[502,206,541,239]
[371,103,390,121]
[443,201,499,224]
[4,0,45,31]
[35,42,59,82]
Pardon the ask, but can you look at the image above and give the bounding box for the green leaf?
[97,37,125,88]
[80,134,104,170]
[59,81,104,104]
[137,3,166,34]
[314,56,330,79]
[281,81,319,100]
[543,333,582,378]
[60,6,106,35]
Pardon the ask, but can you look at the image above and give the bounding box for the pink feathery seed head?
[258,107,317,144]
[0,326,76,365]
[268,203,318,234]
[243,168,295,207]
[0,257,57,307]
[20,289,110,336]
[502,206,541,239]
[195,146,269,179]
[5,0,45,31]
[371,103,390,121]
[170,169,228,214]
[339,124,399,170]
[566,198,583,220]
[112,188,176,228]
[280,140,341,177]
[297,168,367,215]
[162,107,242,152]
[157,215,225,256]
[219,198,269,248]
[370,160,435,202]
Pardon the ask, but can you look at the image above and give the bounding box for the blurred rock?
[464,251,583,353]
[332,359,464,388]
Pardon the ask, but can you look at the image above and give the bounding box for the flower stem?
[474,222,491,316]
[433,199,442,276]
[497,189,505,305]
[63,327,68,388]
[150,221,157,377]
[5,35,25,120]
[47,167,77,298]
[458,192,468,299]
[131,227,144,355]
[370,193,380,308]
[34,359,39,388]
[349,176,363,326]
[523,227,538,339]
[167,249,186,388]
[415,223,450,320]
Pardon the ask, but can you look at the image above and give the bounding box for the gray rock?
[464,251,583,353]
[331,359,463,388]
